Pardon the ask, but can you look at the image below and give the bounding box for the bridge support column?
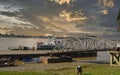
[109,51,120,66]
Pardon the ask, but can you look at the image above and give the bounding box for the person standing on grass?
[76,66,82,75]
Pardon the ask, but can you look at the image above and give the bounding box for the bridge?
[49,33,120,66]
[0,33,120,66]
[51,33,118,53]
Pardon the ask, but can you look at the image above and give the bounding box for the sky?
[0,0,120,38]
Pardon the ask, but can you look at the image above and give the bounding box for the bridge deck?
[0,50,51,55]
[0,50,105,58]
[0,49,112,55]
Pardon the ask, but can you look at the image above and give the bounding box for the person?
[32,46,35,51]
[76,66,82,75]
[18,46,22,50]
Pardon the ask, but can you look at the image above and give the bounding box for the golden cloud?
[0,29,7,34]
[100,9,109,14]
[59,10,87,22]
[99,0,114,8]
[0,28,13,34]
[38,16,50,22]
[49,0,76,5]
[38,16,82,33]
[51,22,80,33]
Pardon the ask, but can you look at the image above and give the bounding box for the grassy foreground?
[0,64,120,75]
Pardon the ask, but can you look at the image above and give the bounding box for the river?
[0,37,110,61]
[0,37,52,50]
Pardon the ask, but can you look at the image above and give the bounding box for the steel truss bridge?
[51,34,118,53]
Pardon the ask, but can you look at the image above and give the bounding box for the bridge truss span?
[52,34,118,53]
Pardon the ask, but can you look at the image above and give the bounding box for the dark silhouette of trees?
[117,9,120,31]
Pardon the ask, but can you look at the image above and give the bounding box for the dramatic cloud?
[0,2,38,33]
[0,0,120,38]
[0,14,36,30]
[38,16,81,33]
[49,0,76,5]
[98,0,114,8]
[0,3,22,13]
[59,10,87,22]
[96,0,115,15]
[100,9,109,14]
[0,15,32,26]
[0,28,13,34]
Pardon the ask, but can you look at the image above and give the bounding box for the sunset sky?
[0,0,120,38]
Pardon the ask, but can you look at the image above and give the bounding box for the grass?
[0,64,120,75]
[82,64,120,75]
[0,71,54,75]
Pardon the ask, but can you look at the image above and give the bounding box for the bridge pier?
[109,51,120,66]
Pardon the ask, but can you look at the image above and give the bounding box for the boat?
[37,42,55,50]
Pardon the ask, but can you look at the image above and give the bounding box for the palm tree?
[117,9,120,31]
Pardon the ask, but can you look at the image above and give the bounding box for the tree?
[117,9,120,31]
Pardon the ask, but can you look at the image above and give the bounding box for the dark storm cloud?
[0,11,18,17]
[0,0,120,38]
[16,0,68,31]
[73,0,120,34]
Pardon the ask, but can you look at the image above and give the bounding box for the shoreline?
[0,57,106,72]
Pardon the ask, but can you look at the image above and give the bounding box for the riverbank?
[0,57,96,71]
[0,57,119,75]
[1,64,120,75]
